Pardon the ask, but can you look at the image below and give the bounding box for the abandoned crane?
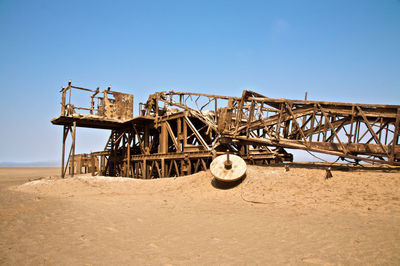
[51,81,400,179]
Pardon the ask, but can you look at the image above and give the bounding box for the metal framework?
[51,82,400,179]
[143,90,400,165]
[228,90,400,165]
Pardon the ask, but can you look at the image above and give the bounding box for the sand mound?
[15,170,213,197]
[13,166,400,213]
[3,166,400,264]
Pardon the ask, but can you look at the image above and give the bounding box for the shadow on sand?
[211,174,246,190]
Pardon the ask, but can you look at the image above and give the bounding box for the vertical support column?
[91,155,96,176]
[183,119,188,147]
[61,125,67,178]
[348,105,355,144]
[101,156,105,175]
[161,158,165,178]
[323,113,327,142]
[239,145,246,156]
[144,125,149,154]
[276,103,284,141]
[76,155,81,174]
[121,134,126,177]
[68,80,72,106]
[390,108,400,164]
[127,133,131,177]
[71,121,76,177]
[61,87,66,115]
[109,130,115,176]
[183,154,191,175]
[160,122,168,153]
[302,92,307,126]
[177,118,182,152]
[354,121,360,143]
[214,98,218,123]
[142,159,147,179]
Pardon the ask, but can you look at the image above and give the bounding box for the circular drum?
[210,154,247,182]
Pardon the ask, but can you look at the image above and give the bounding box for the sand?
[1,166,400,265]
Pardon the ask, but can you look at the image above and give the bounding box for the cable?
[304,149,340,166]
[305,149,330,163]
[240,177,270,205]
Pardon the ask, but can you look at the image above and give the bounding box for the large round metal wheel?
[210,151,247,182]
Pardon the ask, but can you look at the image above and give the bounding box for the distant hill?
[0,161,60,167]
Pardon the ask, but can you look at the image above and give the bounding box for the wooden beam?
[173,160,180,177]
[201,159,207,171]
[318,104,347,154]
[357,106,389,156]
[165,121,181,151]
[155,160,162,178]
[133,126,145,154]
[184,116,210,150]
[285,102,309,147]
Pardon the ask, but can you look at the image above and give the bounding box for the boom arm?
[143,90,400,165]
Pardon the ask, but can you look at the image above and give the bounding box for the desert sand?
[1,165,400,265]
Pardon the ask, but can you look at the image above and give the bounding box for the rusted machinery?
[51,81,400,179]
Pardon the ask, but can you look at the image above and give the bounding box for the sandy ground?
[1,166,400,265]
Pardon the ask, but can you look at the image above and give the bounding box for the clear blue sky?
[0,0,399,164]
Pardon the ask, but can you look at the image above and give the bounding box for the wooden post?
[91,155,96,176]
[215,98,218,123]
[142,159,147,179]
[161,158,165,178]
[71,121,76,177]
[127,134,131,177]
[61,87,66,115]
[68,80,72,106]
[183,118,188,147]
[390,108,400,163]
[61,126,67,178]
[144,125,149,152]
[90,97,94,115]
[184,154,191,175]
[160,122,168,153]
[177,118,182,152]
[101,156,105,175]
[77,155,82,174]
[302,92,307,126]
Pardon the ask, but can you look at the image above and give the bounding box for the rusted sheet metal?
[98,91,133,120]
[58,81,133,123]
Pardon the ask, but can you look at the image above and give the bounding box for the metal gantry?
[51,82,400,179]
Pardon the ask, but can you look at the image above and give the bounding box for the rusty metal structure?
[51,81,400,178]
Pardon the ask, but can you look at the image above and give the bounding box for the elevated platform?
[51,115,155,130]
